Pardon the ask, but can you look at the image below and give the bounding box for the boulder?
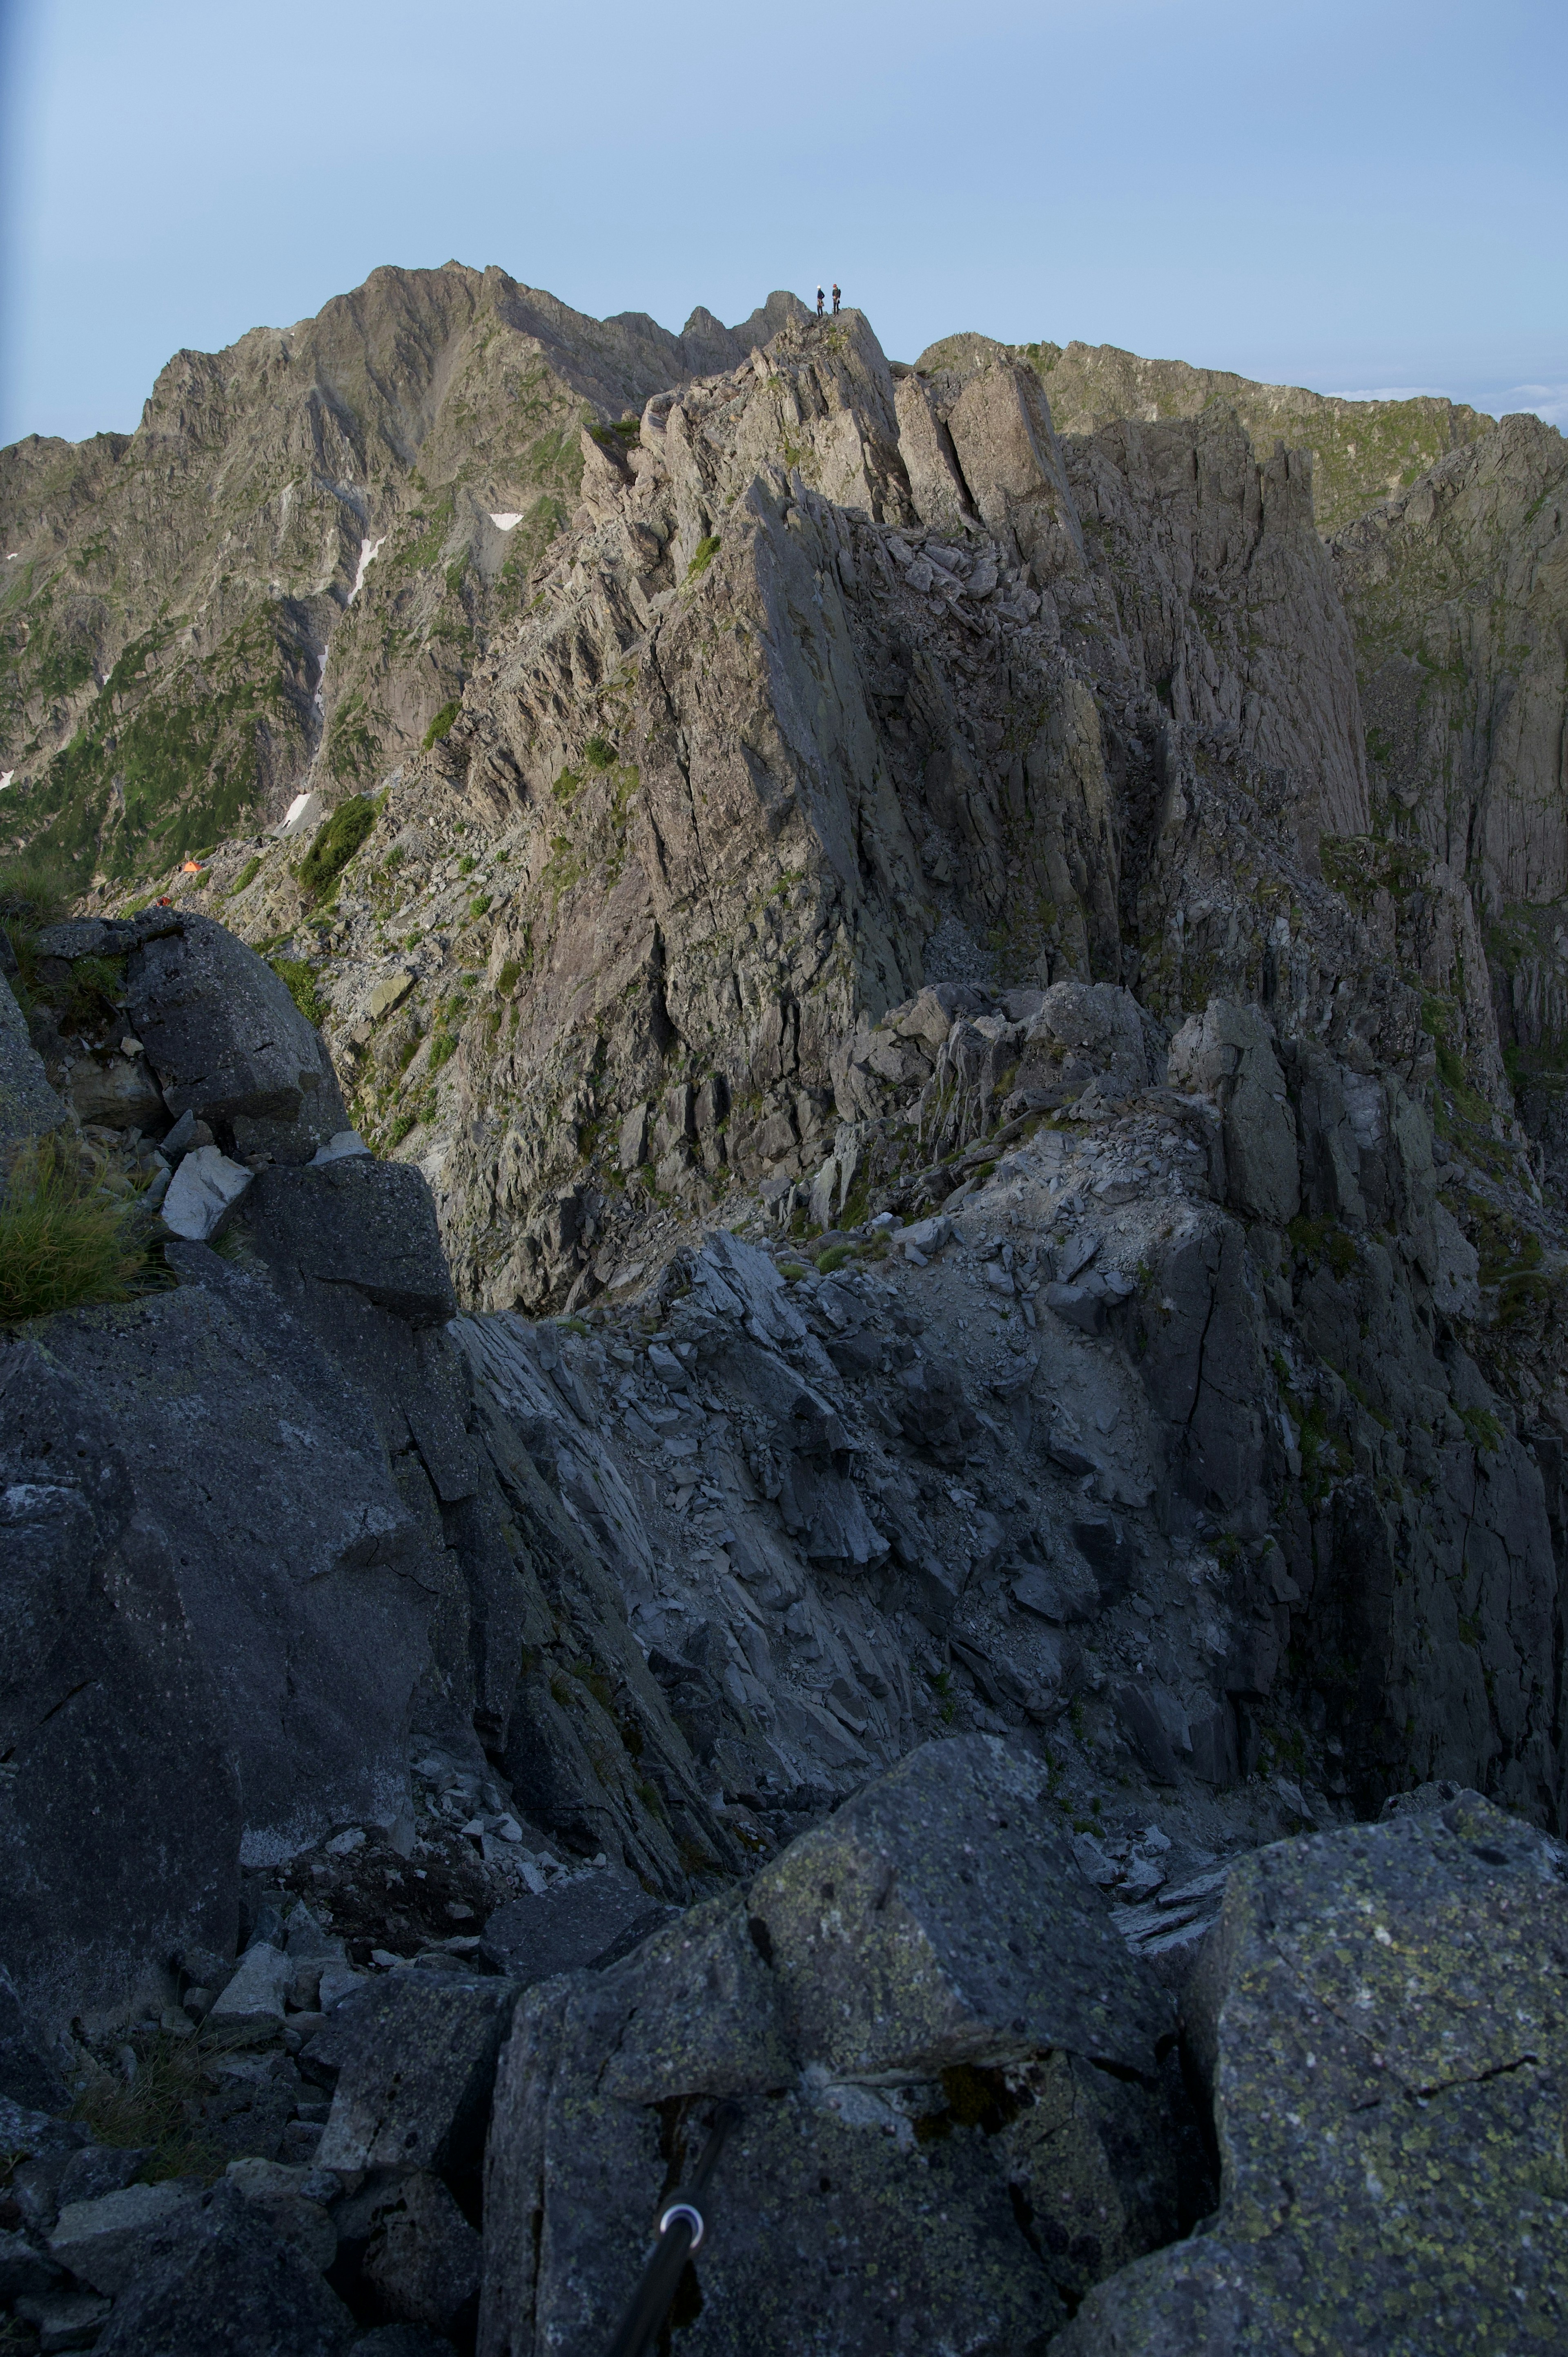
[362,2173,482,2338]
[1058,1792,1568,2353]
[748,1735,1170,2079]
[315,1976,521,2177]
[30,1245,434,1873]
[223,2158,337,2273]
[0,1346,241,2033]
[478,1864,673,1983]
[125,912,345,1162]
[479,1738,1185,2357]
[49,2181,197,2295]
[94,2181,354,2357]
[236,1157,458,1325]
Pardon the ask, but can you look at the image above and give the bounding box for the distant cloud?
[1506,384,1568,428]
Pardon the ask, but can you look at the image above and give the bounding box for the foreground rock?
[1059,1789,1568,2354]
[479,1736,1198,2357]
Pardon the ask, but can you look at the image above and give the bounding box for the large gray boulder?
[479,1737,1185,2357]
[0,971,69,1155]
[1057,1791,1568,2355]
[238,1159,459,1325]
[125,912,346,1163]
[0,1343,240,2033]
[747,1735,1169,2079]
[32,1243,438,1869]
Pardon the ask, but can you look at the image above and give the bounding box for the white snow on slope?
[347,535,385,602]
[490,512,523,532]
[0,771,13,792]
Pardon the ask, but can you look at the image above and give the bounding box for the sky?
[1,0,1564,448]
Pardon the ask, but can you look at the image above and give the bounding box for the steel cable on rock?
[601,2100,742,2357]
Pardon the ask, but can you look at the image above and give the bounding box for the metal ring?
[658,2201,704,2250]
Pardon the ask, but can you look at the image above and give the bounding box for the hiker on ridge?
[832,282,841,314]
[816,285,825,317]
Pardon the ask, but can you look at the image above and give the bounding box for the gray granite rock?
[0,971,68,1155]
[0,1344,241,2034]
[94,2181,354,2357]
[478,1864,673,1983]
[362,2172,482,2337]
[31,1246,434,1870]
[749,1735,1171,2079]
[1058,1792,1568,2354]
[236,1157,458,1326]
[125,912,345,1160]
[315,1976,521,2177]
[479,1738,1183,2357]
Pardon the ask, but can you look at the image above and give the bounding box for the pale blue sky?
[2,0,1563,448]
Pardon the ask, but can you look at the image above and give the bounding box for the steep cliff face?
[1327,416,1568,1204]
[0,265,808,882]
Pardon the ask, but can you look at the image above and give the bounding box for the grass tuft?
[0,1139,151,1323]
[69,2026,246,2184]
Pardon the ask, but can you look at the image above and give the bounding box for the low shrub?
[421,700,461,749]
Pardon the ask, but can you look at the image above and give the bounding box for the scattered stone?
[15,2289,112,2353]
[56,2145,155,2208]
[224,2157,336,2273]
[0,2227,67,2301]
[49,2181,198,2295]
[160,1143,254,1241]
[477,1864,673,1984]
[208,1941,290,2030]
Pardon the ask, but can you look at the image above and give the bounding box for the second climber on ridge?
[816,285,825,317]
[832,282,841,314]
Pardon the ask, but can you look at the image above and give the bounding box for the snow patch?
[490,512,523,532]
[0,771,13,792]
[347,535,385,603]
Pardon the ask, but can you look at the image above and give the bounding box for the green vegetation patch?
[297,797,376,903]
[685,534,722,584]
[0,1139,153,1322]
[422,699,461,749]
[270,957,327,1029]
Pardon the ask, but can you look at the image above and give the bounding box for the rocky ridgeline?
[1,887,1566,2348]
[2,284,1568,2350]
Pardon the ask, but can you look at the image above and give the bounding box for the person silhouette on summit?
[816,285,825,317]
[831,283,841,314]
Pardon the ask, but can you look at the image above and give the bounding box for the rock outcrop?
[1060,1789,1568,2353]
